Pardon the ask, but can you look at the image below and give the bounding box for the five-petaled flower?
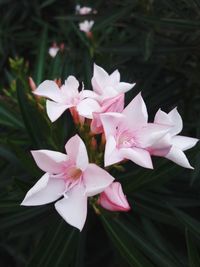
[150,108,198,168]
[21,135,114,231]
[90,63,135,134]
[34,75,100,122]
[100,93,171,168]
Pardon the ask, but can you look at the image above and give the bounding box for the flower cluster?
[21,63,198,231]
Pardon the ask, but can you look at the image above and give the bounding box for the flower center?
[116,129,138,149]
[67,167,82,180]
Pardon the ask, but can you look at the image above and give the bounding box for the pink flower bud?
[98,182,131,212]
[28,77,36,91]
[70,107,85,125]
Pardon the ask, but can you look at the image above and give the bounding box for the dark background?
[0,1,200,266]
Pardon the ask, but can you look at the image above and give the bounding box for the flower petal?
[165,147,193,169]
[101,94,125,113]
[154,109,172,125]
[79,90,100,100]
[31,150,68,173]
[46,100,71,122]
[104,135,123,166]
[55,184,87,231]
[115,82,135,94]
[139,123,171,147]
[149,133,172,157]
[100,112,124,139]
[77,98,101,119]
[110,69,120,85]
[34,80,62,102]
[168,108,183,136]
[83,163,114,197]
[120,147,153,169]
[123,93,148,128]
[21,173,65,206]
[65,135,89,171]
[64,76,79,91]
[172,135,198,151]
[91,63,109,94]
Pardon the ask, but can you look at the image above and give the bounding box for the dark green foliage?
[0,0,200,266]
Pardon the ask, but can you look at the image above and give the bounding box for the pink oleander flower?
[79,20,94,33]
[91,63,135,101]
[48,43,59,58]
[34,75,100,122]
[90,64,135,134]
[98,182,130,212]
[100,93,171,168]
[76,5,92,15]
[21,135,114,231]
[150,108,199,169]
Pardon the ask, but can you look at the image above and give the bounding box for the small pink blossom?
[151,108,199,168]
[76,5,92,15]
[79,20,94,33]
[98,182,130,212]
[34,76,100,122]
[92,63,135,100]
[100,93,171,168]
[21,135,115,230]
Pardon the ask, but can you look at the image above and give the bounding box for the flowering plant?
[1,1,200,266]
[21,63,198,231]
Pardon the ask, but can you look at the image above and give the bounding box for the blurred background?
[0,0,200,266]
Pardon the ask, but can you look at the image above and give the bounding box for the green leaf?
[168,206,200,236]
[27,220,79,267]
[16,80,50,148]
[133,14,200,29]
[0,102,24,129]
[101,215,156,267]
[34,25,48,85]
[186,228,200,267]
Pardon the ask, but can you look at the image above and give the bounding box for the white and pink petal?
[83,163,114,197]
[21,173,65,206]
[55,184,87,231]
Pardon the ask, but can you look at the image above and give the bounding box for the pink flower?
[100,93,171,168]
[34,76,100,122]
[76,5,92,15]
[98,182,130,212]
[79,20,94,33]
[151,108,198,169]
[21,135,114,231]
[91,63,135,100]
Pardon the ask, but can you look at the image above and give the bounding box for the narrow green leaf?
[0,102,24,129]
[186,228,200,267]
[101,215,155,267]
[168,206,200,236]
[27,220,79,267]
[34,25,48,84]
